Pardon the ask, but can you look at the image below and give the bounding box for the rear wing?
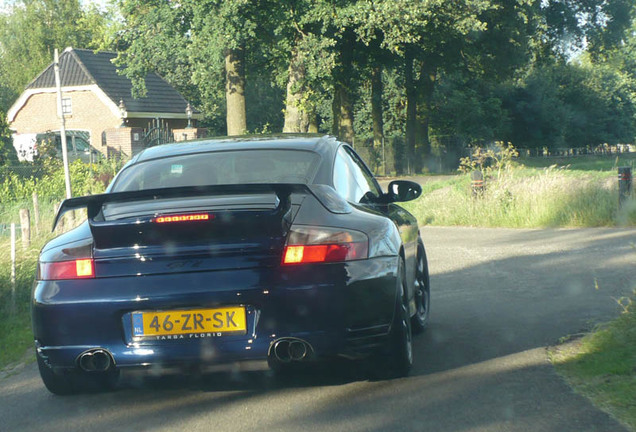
[52,183,351,231]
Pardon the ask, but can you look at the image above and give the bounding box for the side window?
[333,146,381,203]
[333,149,354,201]
[344,146,382,200]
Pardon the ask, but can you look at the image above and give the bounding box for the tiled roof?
[26,48,191,115]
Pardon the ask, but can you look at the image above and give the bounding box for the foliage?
[430,74,510,148]
[459,142,519,179]
[0,111,18,165]
[0,244,38,368]
[404,163,633,228]
[0,0,113,111]
[0,0,634,171]
[501,63,636,151]
[0,159,120,205]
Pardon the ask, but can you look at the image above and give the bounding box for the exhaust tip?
[78,349,113,372]
[271,338,313,363]
[289,341,308,361]
[273,340,291,363]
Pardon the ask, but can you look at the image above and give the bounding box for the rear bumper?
[32,256,398,370]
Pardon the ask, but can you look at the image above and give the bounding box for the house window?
[61,97,72,115]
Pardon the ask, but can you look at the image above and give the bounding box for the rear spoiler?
[52,183,351,231]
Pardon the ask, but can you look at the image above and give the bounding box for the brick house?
[7,47,202,160]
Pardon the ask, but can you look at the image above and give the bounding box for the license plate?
[132,306,247,338]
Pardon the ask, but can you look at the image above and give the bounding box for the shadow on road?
[117,358,370,394]
[1,227,632,431]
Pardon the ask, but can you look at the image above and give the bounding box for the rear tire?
[411,240,431,333]
[370,258,413,379]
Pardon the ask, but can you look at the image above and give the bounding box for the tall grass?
[403,166,635,228]
[0,204,72,367]
[0,239,39,367]
[0,158,122,368]
[519,153,636,171]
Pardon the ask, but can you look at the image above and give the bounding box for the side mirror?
[386,180,422,202]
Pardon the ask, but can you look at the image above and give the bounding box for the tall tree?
[117,0,269,135]
[351,0,492,171]
[0,0,108,109]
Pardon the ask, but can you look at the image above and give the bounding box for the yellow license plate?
[132,307,246,337]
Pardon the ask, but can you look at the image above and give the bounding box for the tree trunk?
[225,47,247,136]
[333,84,354,144]
[405,50,417,174]
[332,88,341,137]
[416,63,436,171]
[283,45,307,133]
[371,65,384,150]
[307,112,319,133]
[331,31,355,144]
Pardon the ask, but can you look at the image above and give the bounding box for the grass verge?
[518,152,636,171]
[0,238,43,369]
[0,200,64,370]
[0,250,35,368]
[403,166,636,228]
[550,303,636,431]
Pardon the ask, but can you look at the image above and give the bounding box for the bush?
[0,158,122,205]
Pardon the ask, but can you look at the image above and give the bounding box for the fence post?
[19,208,30,249]
[618,167,632,208]
[32,192,40,235]
[11,223,16,314]
[471,170,485,197]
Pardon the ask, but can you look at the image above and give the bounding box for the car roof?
[131,134,340,164]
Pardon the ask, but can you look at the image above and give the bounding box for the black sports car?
[33,135,430,394]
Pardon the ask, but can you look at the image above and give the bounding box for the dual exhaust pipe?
[271,338,313,363]
[78,349,114,372]
[79,341,311,371]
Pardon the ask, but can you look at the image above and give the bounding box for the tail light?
[39,259,95,280]
[282,226,368,265]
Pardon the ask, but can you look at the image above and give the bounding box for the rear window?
[112,149,320,192]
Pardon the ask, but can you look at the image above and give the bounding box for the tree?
[0,0,109,109]
[0,110,18,165]
[118,0,284,135]
[500,62,636,151]
[353,0,493,172]
[294,1,365,143]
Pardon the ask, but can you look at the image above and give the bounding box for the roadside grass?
[0,173,100,370]
[0,199,60,368]
[0,203,83,370]
[403,165,636,228]
[0,239,41,368]
[550,301,636,431]
[518,152,636,171]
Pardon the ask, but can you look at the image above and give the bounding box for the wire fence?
[0,196,63,240]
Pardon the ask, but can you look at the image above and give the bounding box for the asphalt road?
[1,227,634,432]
